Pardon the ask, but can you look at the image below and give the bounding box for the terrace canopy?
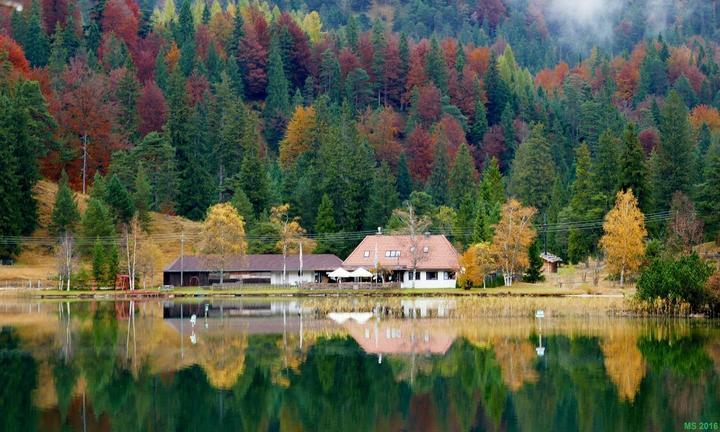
[327,268,353,279]
[349,268,373,278]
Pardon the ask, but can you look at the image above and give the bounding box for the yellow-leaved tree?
[459,242,495,288]
[302,11,323,44]
[279,106,316,168]
[600,189,646,286]
[491,199,537,286]
[202,203,247,285]
[270,204,316,285]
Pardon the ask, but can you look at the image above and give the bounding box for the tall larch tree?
[600,190,647,286]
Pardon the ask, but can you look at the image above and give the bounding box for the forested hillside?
[1,0,720,262]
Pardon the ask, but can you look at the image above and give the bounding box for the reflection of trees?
[0,327,38,431]
[198,332,248,389]
[600,332,646,401]
[491,336,539,391]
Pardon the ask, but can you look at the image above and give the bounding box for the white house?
[342,234,460,288]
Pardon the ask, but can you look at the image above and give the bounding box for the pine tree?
[655,90,695,208]
[105,174,135,225]
[48,23,67,76]
[50,171,80,236]
[176,0,195,46]
[618,123,648,211]
[427,134,449,206]
[345,15,359,50]
[133,165,152,229]
[509,123,556,212]
[637,42,668,99]
[365,162,399,230]
[320,49,342,103]
[448,143,477,208]
[396,153,413,201]
[263,36,290,150]
[230,188,254,227]
[523,240,545,283]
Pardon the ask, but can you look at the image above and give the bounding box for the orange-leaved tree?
[600,189,647,286]
[459,242,495,289]
[491,199,537,286]
[279,105,316,168]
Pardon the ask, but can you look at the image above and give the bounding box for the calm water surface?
[0,298,719,431]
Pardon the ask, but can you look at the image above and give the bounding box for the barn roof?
[164,254,343,272]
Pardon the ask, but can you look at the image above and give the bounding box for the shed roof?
[540,252,563,263]
[164,254,343,273]
[343,234,459,270]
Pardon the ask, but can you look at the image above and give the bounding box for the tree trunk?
[620,268,625,287]
[82,134,88,195]
[504,272,512,287]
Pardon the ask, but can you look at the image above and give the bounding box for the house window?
[385,250,401,257]
[423,246,429,254]
[363,250,370,258]
[408,271,420,280]
[444,271,456,280]
[426,271,438,280]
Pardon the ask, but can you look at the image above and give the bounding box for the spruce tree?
[91,238,106,286]
[133,165,152,229]
[523,240,545,283]
[133,132,178,212]
[509,123,556,212]
[364,162,399,230]
[618,123,649,211]
[699,141,720,238]
[237,133,269,218]
[105,174,135,225]
[23,0,49,67]
[655,90,695,208]
[566,144,604,263]
[427,135,449,206]
[484,53,509,125]
[50,172,81,236]
[469,96,488,146]
[0,98,22,259]
[230,188,254,227]
[396,153,413,201]
[263,36,290,149]
[82,198,115,243]
[115,65,140,141]
[448,143,477,208]
[426,37,449,94]
[594,130,619,209]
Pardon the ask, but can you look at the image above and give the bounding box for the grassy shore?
[3,281,632,300]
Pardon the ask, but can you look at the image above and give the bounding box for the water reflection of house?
[401,299,456,318]
[341,317,457,356]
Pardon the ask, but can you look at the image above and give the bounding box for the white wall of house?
[401,270,456,289]
[270,271,316,286]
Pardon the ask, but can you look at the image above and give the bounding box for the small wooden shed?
[540,252,563,274]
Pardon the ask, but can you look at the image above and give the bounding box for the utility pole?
[180,230,185,286]
[542,213,548,254]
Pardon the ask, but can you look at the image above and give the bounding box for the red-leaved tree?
[137,81,167,137]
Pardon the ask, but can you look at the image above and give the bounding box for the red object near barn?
[115,274,130,290]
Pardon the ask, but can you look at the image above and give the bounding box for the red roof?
[164,254,342,272]
[343,234,459,270]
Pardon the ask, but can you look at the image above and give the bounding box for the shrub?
[636,253,714,311]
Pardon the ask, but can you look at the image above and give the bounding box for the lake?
[0,298,719,431]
